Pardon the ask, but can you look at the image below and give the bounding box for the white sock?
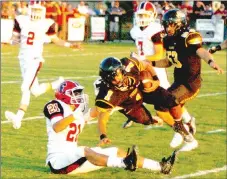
[107,156,125,168]
[16,109,25,121]
[142,158,161,171]
[21,91,30,106]
[182,110,191,123]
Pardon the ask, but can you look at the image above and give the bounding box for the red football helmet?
[28,0,46,21]
[55,80,85,109]
[136,1,157,27]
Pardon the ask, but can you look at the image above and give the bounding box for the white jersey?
[43,99,85,163]
[130,22,170,89]
[130,22,163,59]
[14,15,56,60]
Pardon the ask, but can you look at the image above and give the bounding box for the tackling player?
[95,56,197,152]
[5,1,82,129]
[44,80,177,175]
[128,1,194,132]
[146,9,224,151]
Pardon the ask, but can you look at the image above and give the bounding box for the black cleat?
[160,150,177,174]
[123,145,138,171]
[122,119,134,129]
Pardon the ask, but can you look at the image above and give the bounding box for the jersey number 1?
[27,32,35,45]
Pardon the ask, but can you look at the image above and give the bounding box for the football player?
[146,9,224,151]
[209,39,227,54]
[44,80,177,174]
[128,1,194,131]
[95,57,197,152]
[5,1,82,129]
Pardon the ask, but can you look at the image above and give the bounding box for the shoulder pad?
[185,32,202,47]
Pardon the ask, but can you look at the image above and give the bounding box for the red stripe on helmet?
[145,2,154,11]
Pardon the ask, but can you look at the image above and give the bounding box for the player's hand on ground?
[210,61,224,74]
[98,137,111,146]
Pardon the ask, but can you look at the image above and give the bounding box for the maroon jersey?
[95,57,143,112]
[163,31,203,91]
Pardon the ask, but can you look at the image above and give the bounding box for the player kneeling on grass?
[43,80,177,174]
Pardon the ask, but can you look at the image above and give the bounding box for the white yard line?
[1,75,99,84]
[1,51,129,59]
[170,165,227,179]
[206,129,226,133]
[1,71,226,84]
[2,116,97,125]
[197,92,227,98]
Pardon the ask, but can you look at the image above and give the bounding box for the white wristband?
[64,42,71,47]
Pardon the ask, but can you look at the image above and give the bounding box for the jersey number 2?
[27,32,35,45]
[66,123,81,142]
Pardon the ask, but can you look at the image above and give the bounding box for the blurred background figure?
[94,1,107,16]
[107,1,126,41]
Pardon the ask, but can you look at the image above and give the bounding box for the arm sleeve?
[43,100,64,122]
[13,19,21,33]
[46,22,56,36]
[151,30,164,44]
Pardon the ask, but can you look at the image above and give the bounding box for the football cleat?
[5,111,21,129]
[160,150,178,174]
[122,119,134,129]
[179,139,198,152]
[170,124,188,148]
[123,145,138,171]
[170,132,184,148]
[186,117,196,135]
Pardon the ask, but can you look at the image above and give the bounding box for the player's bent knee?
[169,105,182,119]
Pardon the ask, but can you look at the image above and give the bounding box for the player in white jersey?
[5,1,81,129]
[43,80,177,174]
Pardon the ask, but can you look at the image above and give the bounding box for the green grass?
[1,43,226,179]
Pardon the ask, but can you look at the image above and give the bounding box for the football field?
[1,43,226,179]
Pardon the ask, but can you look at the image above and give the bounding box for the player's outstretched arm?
[50,35,82,49]
[197,48,224,74]
[96,107,112,146]
[209,39,227,54]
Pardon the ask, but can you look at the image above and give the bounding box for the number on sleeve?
[47,103,60,115]
[166,51,182,68]
[27,32,35,45]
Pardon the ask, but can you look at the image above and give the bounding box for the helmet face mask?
[28,1,46,21]
[162,9,187,36]
[136,2,157,27]
[99,57,125,88]
[55,81,86,109]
